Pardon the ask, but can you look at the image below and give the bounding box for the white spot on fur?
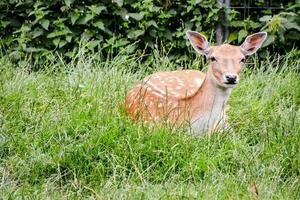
[152,91,164,98]
[195,78,202,85]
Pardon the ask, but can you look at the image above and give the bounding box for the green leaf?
[39,19,50,30]
[114,8,128,20]
[60,6,69,12]
[47,29,71,38]
[86,40,101,50]
[185,21,193,30]
[53,38,60,47]
[70,12,80,25]
[81,32,91,41]
[285,30,300,40]
[114,38,129,48]
[227,31,238,43]
[230,21,245,28]
[114,0,123,7]
[32,28,44,38]
[64,0,74,7]
[259,15,272,22]
[127,29,144,39]
[89,5,106,15]
[164,30,172,40]
[262,35,274,47]
[167,9,176,15]
[93,21,105,30]
[14,25,31,33]
[77,14,94,24]
[238,29,248,43]
[1,21,10,28]
[149,29,157,37]
[65,35,72,42]
[249,21,261,29]
[283,21,300,31]
[147,20,158,28]
[128,13,144,21]
[152,6,161,12]
[65,51,75,58]
[59,40,67,48]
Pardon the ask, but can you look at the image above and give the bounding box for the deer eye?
[240,58,246,63]
[210,57,217,62]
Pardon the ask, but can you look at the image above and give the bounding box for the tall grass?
[0,50,299,199]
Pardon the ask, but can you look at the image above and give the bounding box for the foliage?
[0,0,219,60]
[0,0,299,61]
[228,1,300,50]
[0,50,300,198]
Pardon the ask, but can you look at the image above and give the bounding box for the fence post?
[216,0,230,44]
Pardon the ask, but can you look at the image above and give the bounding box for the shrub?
[0,0,299,61]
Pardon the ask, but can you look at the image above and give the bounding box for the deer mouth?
[225,81,237,85]
[223,81,238,88]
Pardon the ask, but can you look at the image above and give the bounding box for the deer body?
[125,31,267,135]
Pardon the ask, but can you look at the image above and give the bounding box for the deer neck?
[189,67,232,132]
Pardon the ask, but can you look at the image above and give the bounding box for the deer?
[125,31,267,135]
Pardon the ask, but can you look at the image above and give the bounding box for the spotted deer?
[125,31,267,135]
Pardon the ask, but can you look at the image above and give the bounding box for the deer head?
[186,31,267,89]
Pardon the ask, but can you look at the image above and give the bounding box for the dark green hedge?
[0,0,299,60]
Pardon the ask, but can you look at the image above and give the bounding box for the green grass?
[0,50,299,199]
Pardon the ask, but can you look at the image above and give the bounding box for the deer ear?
[240,32,267,56]
[186,31,211,56]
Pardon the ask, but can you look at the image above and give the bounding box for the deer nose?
[225,74,237,84]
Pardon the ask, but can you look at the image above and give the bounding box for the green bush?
[228,1,300,50]
[0,0,218,59]
[0,0,299,61]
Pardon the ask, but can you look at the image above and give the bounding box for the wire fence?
[217,0,289,43]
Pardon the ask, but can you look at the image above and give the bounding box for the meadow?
[0,49,299,199]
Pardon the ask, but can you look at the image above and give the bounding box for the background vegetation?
[0,0,299,61]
